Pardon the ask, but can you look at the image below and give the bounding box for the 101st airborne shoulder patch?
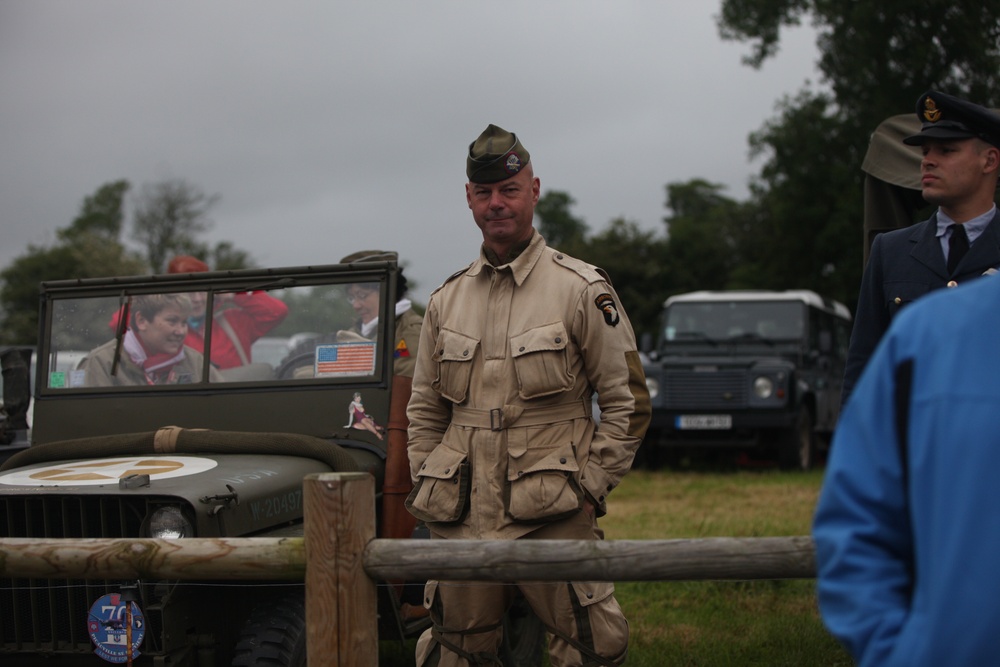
[594,293,620,327]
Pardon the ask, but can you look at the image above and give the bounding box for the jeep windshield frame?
[30,262,399,447]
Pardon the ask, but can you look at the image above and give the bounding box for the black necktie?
[948,224,969,273]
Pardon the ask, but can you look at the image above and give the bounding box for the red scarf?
[123,329,186,378]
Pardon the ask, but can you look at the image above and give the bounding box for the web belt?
[450,399,592,432]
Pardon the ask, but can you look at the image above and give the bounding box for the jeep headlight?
[752,376,774,399]
[149,506,193,539]
[645,377,659,399]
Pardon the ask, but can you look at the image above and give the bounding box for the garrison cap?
[467,124,530,183]
[339,250,398,264]
[903,90,1000,149]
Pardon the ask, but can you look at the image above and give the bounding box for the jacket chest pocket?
[432,329,479,404]
[510,322,575,400]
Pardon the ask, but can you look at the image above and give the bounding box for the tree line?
[0,179,255,344]
[524,0,1000,343]
[2,1,999,345]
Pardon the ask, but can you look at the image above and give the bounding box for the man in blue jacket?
[814,263,1000,664]
[841,90,1000,404]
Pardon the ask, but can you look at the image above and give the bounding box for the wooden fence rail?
[364,536,815,582]
[0,472,817,665]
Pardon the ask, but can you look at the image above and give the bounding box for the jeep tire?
[232,593,307,667]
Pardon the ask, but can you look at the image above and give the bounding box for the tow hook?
[200,484,239,516]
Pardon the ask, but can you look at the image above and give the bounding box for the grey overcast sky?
[0,1,820,304]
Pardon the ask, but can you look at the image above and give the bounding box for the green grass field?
[603,468,851,666]
[380,468,852,666]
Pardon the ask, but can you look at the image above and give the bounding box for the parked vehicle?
[0,261,541,666]
[0,347,33,466]
[641,290,852,469]
[0,348,88,466]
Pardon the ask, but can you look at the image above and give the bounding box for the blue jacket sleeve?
[814,329,914,667]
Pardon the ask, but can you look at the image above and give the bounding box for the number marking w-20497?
[250,490,302,520]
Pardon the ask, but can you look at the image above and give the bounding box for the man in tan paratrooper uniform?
[406,124,651,666]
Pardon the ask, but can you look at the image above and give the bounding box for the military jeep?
[0,261,541,666]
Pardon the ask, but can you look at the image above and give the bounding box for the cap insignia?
[923,97,942,123]
[503,151,522,174]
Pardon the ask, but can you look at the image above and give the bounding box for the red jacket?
[186,292,288,369]
[107,291,289,370]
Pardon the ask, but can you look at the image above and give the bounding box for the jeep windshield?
[29,264,400,446]
[660,300,804,351]
[41,276,388,389]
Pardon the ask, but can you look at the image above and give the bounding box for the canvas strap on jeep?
[215,313,250,366]
[451,399,591,431]
[154,425,186,452]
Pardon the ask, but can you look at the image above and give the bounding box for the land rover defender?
[641,290,852,469]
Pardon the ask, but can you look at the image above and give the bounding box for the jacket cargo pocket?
[510,322,574,400]
[506,429,581,522]
[571,581,615,607]
[570,581,628,655]
[406,445,470,524]
[432,329,479,404]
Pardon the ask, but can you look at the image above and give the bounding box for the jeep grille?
[665,370,748,408]
[0,494,165,655]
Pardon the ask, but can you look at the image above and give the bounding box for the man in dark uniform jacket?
[842,91,1000,404]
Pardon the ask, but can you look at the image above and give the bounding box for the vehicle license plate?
[676,415,732,430]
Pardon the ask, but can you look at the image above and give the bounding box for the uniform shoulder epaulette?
[551,251,612,286]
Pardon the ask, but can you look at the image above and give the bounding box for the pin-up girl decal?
[344,392,385,440]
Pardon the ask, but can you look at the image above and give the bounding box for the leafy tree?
[536,190,589,253]
[0,246,80,344]
[131,179,220,274]
[208,241,256,271]
[177,240,257,273]
[534,188,673,340]
[0,181,146,344]
[717,0,1000,309]
[60,179,130,242]
[719,0,1000,110]
[1,177,258,343]
[661,179,752,294]
[575,217,668,344]
[735,93,863,298]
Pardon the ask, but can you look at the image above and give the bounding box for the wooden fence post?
[304,472,377,666]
